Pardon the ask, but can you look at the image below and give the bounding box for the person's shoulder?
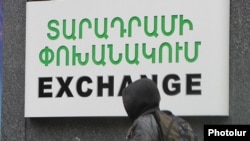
[126,114,159,141]
[131,113,158,132]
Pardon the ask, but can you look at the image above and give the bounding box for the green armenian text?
[39,15,202,66]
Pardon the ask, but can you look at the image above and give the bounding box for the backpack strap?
[154,110,175,141]
[165,115,177,141]
[153,111,164,141]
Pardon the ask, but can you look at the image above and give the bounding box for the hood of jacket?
[122,78,161,122]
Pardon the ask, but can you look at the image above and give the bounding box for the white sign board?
[25,0,229,117]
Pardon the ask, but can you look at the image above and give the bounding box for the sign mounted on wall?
[25,0,230,117]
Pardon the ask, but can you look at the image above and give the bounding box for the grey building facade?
[2,0,250,140]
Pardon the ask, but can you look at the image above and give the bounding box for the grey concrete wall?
[2,0,250,140]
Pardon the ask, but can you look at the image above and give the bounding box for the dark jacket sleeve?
[126,114,160,141]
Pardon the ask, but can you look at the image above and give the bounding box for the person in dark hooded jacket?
[122,78,161,141]
[122,78,197,141]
